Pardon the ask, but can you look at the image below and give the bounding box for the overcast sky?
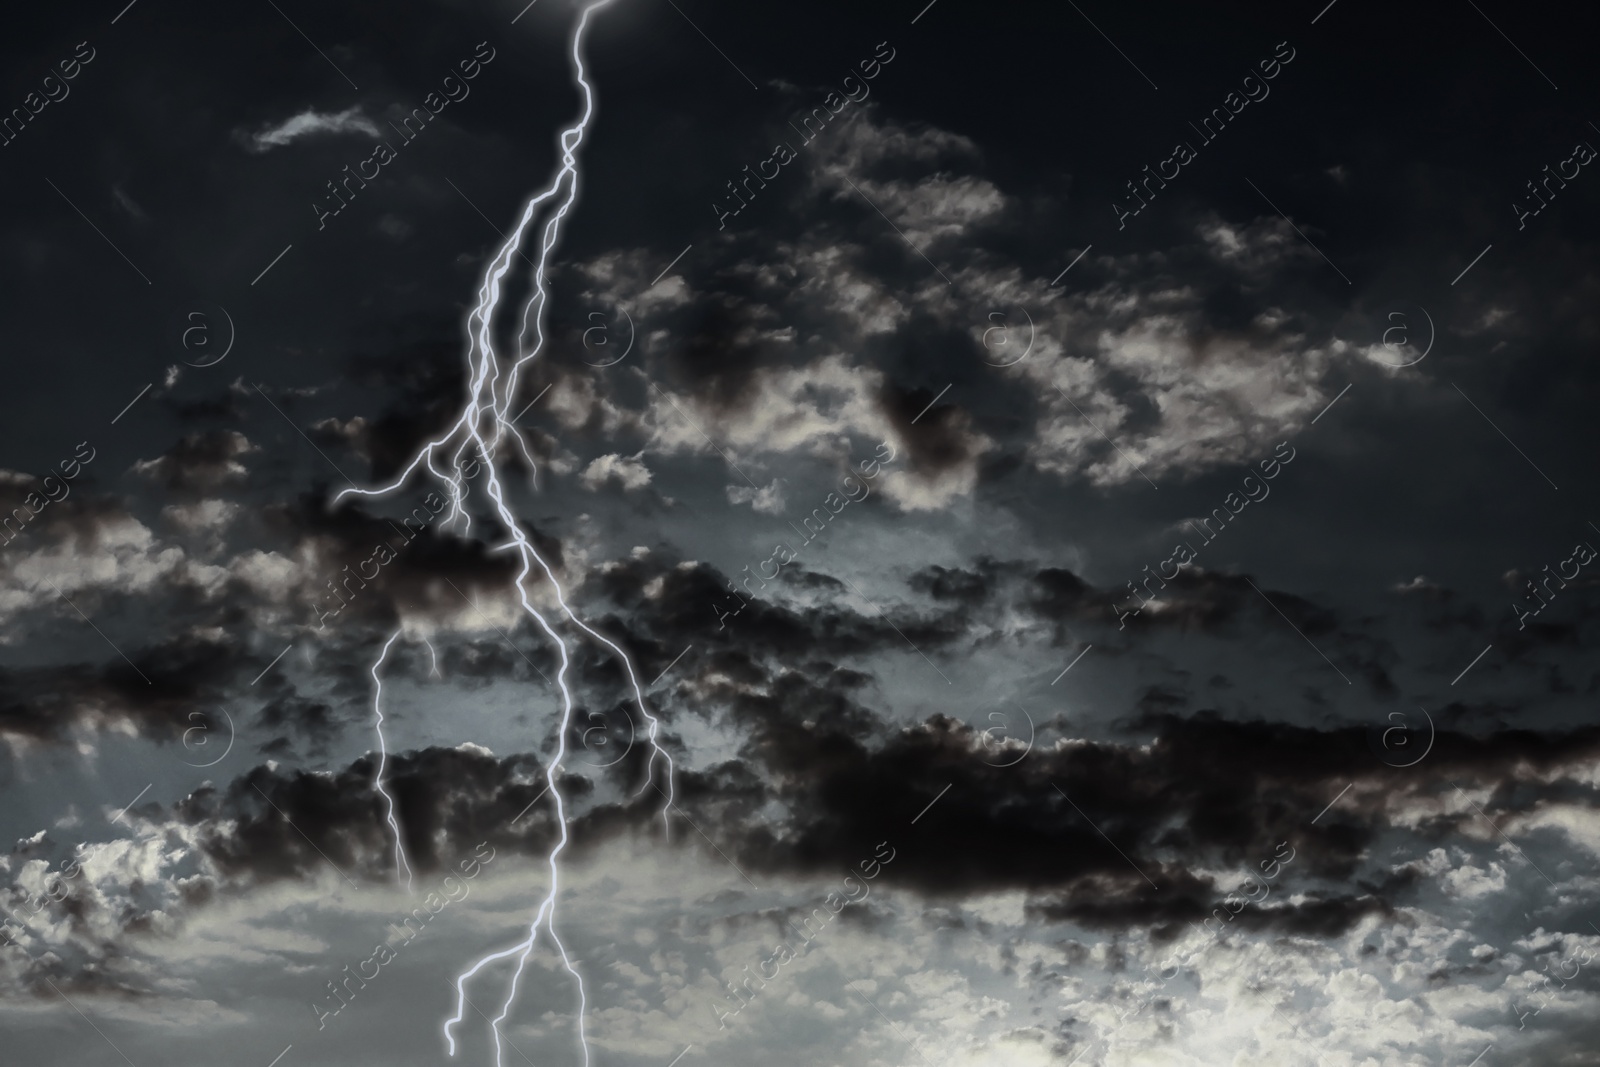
[3,1,1600,1065]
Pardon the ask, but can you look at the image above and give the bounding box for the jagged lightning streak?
[329,1,674,1062]
[370,629,414,893]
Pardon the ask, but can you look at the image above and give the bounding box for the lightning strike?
[370,629,414,893]
[327,1,673,1063]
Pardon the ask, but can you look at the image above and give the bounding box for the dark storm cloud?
[128,430,256,492]
[0,632,245,746]
[262,485,540,643]
[1026,566,1096,631]
[274,482,535,575]
[687,709,1600,936]
[4,1,1600,1059]
[587,552,931,669]
[106,692,1598,946]
[907,559,1007,607]
[1391,578,1493,634]
[19,658,1533,1027]
[163,381,250,425]
[180,746,563,888]
[659,290,781,413]
[256,694,341,755]
[0,471,539,750]
[881,375,991,480]
[0,477,126,555]
[570,545,1419,735]
[1019,556,1407,690]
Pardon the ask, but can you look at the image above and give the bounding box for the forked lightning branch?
[328,2,674,1065]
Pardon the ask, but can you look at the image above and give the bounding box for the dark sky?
[3,1,1600,1065]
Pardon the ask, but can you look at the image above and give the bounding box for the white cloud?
[810,111,1004,248]
[727,479,786,514]
[1198,214,1305,272]
[162,499,240,533]
[644,355,990,513]
[130,431,259,489]
[1442,860,1510,899]
[1016,280,1344,486]
[0,514,210,628]
[581,452,653,491]
[246,107,380,152]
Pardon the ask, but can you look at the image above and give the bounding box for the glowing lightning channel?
[327,1,674,1063]
[371,629,414,894]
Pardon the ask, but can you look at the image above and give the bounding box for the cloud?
[1197,214,1308,272]
[644,354,990,512]
[541,107,1367,509]
[161,499,240,534]
[0,510,208,628]
[813,112,1004,246]
[245,107,380,152]
[726,479,786,514]
[130,431,259,492]
[581,452,653,491]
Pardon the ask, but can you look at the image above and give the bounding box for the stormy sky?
[3,0,1600,1065]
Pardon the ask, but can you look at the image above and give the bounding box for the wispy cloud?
[246,107,379,152]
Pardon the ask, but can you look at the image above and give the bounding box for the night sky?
[3,1,1600,1065]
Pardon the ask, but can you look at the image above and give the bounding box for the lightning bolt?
[370,628,414,893]
[328,1,674,1063]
